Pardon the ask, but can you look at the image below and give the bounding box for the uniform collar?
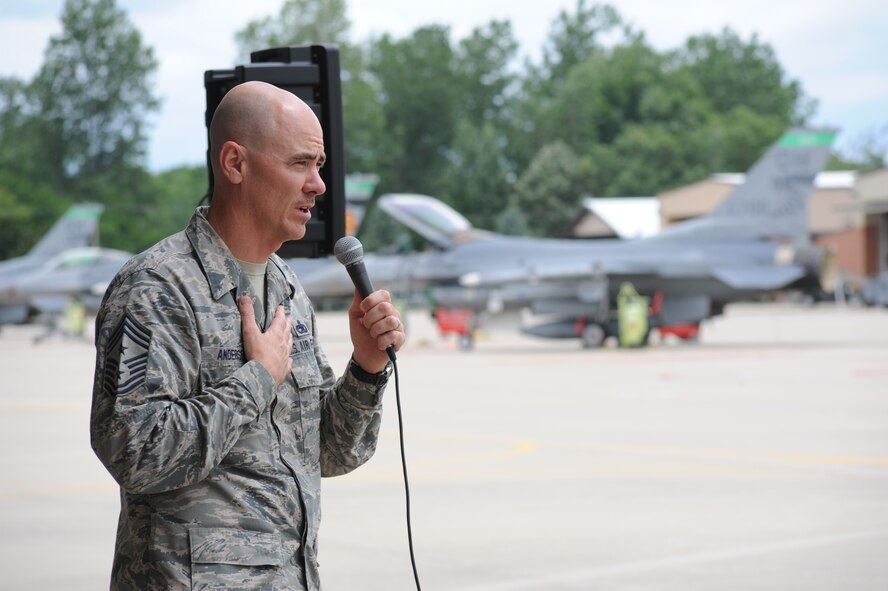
[268,254,298,302]
[185,207,298,302]
[185,207,245,301]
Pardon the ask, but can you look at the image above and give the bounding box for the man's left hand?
[349,290,404,373]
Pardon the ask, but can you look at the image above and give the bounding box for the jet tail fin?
[28,203,104,258]
[658,128,837,241]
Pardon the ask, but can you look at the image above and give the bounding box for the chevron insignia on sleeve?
[107,311,153,396]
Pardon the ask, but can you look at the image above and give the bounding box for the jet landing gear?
[580,323,606,348]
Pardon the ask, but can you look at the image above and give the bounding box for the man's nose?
[307,166,326,196]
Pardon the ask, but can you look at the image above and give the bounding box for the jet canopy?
[378,194,475,248]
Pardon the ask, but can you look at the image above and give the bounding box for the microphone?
[334,236,397,362]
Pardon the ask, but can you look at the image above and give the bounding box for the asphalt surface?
[1,302,887,590]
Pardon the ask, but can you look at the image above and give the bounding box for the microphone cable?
[331,235,421,587]
[391,358,422,590]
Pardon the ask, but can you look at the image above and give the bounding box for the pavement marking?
[359,432,888,482]
[452,528,888,591]
[387,431,538,465]
[389,431,888,470]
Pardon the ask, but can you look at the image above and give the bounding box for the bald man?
[91,81,404,590]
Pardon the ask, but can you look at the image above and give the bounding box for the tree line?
[0,0,883,259]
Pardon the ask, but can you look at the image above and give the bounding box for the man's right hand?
[239,297,293,385]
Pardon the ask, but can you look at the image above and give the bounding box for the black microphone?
[334,236,397,362]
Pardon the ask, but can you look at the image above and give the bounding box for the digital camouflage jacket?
[91,208,387,590]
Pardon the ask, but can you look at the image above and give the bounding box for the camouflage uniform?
[90,208,388,590]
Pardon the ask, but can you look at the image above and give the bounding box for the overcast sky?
[1,0,886,172]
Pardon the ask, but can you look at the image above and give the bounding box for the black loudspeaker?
[204,44,345,258]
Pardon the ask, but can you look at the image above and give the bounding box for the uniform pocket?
[198,345,245,395]
[290,349,322,389]
[189,527,282,590]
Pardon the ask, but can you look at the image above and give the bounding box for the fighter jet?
[294,128,837,347]
[0,203,131,326]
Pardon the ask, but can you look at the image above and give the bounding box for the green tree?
[441,20,520,228]
[0,168,65,258]
[368,26,458,196]
[508,1,626,170]
[0,76,69,257]
[596,124,709,196]
[20,0,161,251]
[537,1,623,90]
[538,36,668,153]
[340,47,389,176]
[511,142,584,236]
[147,165,209,244]
[444,121,514,230]
[529,35,720,196]
[0,1,159,254]
[671,27,813,125]
[29,0,160,190]
[235,0,351,59]
[699,107,785,173]
[0,77,34,171]
[453,20,519,127]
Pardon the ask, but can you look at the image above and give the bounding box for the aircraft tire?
[581,324,606,349]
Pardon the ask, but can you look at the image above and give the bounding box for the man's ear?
[219,141,246,184]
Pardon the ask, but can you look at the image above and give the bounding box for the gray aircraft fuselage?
[294,127,837,345]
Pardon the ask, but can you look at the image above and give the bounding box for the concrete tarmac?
[1,302,887,590]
